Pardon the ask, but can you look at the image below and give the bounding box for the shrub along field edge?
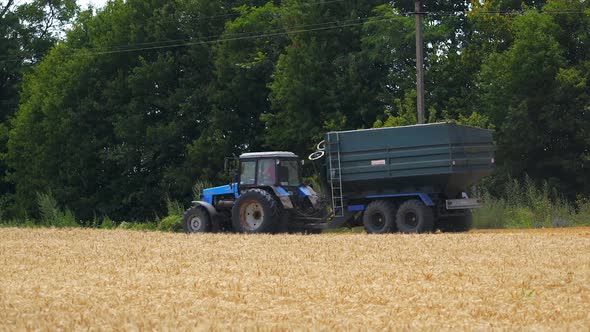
[1,178,589,231]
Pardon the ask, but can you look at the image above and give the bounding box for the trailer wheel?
[232,189,280,233]
[183,206,211,233]
[437,210,473,233]
[395,200,434,233]
[363,200,397,234]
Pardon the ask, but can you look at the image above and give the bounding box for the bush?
[165,198,184,217]
[37,192,78,227]
[158,215,182,232]
[158,198,184,232]
[100,217,116,229]
[472,195,509,229]
[0,219,36,228]
[505,207,535,229]
[118,221,158,231]
[572,197,590,226]
[473,176,590,229]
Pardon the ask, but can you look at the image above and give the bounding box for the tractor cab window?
[240,157,301,187]
[240,161,256,185]
[277,159,300,187]
[257,159,276,186]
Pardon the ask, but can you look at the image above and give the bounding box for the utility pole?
[415,0,425,124]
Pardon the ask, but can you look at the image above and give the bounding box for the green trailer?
[315,122,495,233]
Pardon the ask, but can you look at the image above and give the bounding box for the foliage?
[193,180,214,201]
[1,0,589,224]
[6,0,231,221]
[36,192,78,227]
[0,0,78,218]
[158,198,183,232]
[100,217,116,230]
[473,176,590,229]
[118,221,158,231]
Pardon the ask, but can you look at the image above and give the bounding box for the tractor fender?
[191,201,220,232]
[269,187,294,209]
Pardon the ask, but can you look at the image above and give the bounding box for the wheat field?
[1,228,589,331]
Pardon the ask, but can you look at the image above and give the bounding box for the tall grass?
[473,176,590,229]
[3,178,588,231]
[36,192,78,227]
[0,192,184,232]
[193,179,213,201]
[157,198,184,232]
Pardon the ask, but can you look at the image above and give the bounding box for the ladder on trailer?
[328,133,344,217]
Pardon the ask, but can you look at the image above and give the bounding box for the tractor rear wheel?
[183,206,211,233]
[363,200,397,234]
[395,200,434,233]
[232,189,280,233]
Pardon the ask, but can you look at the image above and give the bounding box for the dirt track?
[1,227,589,330]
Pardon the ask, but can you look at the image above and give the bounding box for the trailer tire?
[363,200,397,234]
[395,200,434,233]
[183,206,211,233]
[232,189,280,233]
[437,210,473,233]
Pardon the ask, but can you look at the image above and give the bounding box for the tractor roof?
[239,151,298,159]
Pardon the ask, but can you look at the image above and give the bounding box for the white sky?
[78,0,108,9]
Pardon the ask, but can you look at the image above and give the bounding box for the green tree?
[265,0,384,155]
[479,4,590,198]
[0,0,77,217]
[8,0,231,221]
[209,2,287,156]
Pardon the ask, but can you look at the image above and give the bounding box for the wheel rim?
[189,215,202,231]
[404,211,419,228]
[369,212,386,230]
[240,200,264,231]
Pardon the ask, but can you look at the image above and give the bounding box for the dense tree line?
[0,0,588,222]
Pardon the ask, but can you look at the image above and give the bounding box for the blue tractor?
[183,152,332,234]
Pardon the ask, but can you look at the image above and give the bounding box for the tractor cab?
[238,152,301,189]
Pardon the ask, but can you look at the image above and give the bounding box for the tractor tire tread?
[231,188,281,233]
[363,200,397,234]
[183,205,211,233]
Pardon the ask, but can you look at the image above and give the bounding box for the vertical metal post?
[415,0,425,124]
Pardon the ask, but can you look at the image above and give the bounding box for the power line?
[0,8,587,63]
[0,1,373,61]
[0,15,394,63]
[413,9,589,17]
[65,16,397,56]
[85,15,380,53]
[0,0,354,62]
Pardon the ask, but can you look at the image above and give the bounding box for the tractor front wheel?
[183,206,211,233]
[232,189,280,233]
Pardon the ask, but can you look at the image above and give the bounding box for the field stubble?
[0,228,589,331]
